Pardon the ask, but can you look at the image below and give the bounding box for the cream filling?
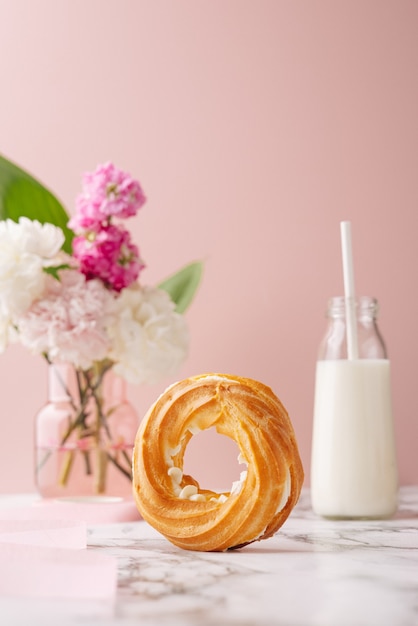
[179,484,198,499]
[210,494,228,504]
[275,468,291,514]
[165,444,182,468]
[189,493,206,502]
[230,470,248,496]
[240,469,292,545]
[167,465,183,496]
[167,466,183,483]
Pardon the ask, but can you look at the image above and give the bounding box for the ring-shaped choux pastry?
[132,373,304,552]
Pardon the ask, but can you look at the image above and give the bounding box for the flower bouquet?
[0,155,202,498]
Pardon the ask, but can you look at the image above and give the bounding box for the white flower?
[11,217,65,259]
[0,218,64,318]
[105,285,189,384]
[18,269,113,369]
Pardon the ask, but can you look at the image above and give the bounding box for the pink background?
[0,0,417,493]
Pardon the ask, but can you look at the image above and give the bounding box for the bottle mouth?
[327,296,379,318]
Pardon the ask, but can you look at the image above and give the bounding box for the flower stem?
[58,450,74,486]
[82,450,92,475]
[36,360,133,494]
[94,449,108,494]
[106,451,133,481]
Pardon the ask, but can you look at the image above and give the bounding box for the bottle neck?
[319,296,387,360]
[103,370,127,404]
[48,363,74,403]
[48,363,127,403]
[326,296,379,321]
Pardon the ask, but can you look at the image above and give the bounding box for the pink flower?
[18,269,113,369]
[72,224,145,292]
[69,162,146,233]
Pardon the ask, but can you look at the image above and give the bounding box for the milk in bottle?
[310,297,398,518]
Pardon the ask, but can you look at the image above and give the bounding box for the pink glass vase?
[35,363,139,500]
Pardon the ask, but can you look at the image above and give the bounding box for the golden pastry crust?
[132,373,304,552]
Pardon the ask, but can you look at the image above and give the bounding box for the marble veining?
[1,487,418,626]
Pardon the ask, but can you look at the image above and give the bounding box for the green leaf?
[159,261,203,313]
[0,154,73,254]
[43,264,72,280]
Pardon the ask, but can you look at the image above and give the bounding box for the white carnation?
[105,285,189,384]
[10,217,65,259]
[0,218,64,318]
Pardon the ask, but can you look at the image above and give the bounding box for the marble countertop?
[1,486,418,626]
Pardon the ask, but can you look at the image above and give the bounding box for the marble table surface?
[1,486,418,626]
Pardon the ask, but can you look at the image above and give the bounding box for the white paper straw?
[340,221,359,360]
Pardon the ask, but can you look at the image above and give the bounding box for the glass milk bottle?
[311,296,398,518]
